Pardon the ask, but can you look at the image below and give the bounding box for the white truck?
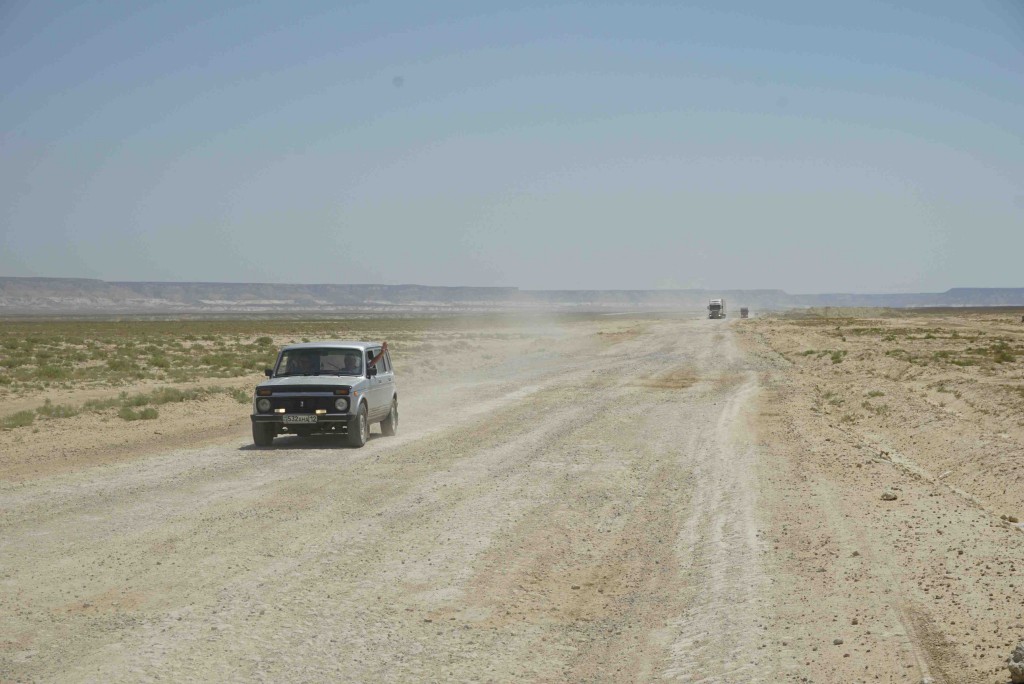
[707,299,726,319]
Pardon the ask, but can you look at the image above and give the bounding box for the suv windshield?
[275,348,363,377]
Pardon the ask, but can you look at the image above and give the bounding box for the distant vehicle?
[250,341,397,448]
[740,307,749,319]
[708,299,726,319]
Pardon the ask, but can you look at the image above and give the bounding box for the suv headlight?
[334,397,349,412]
[256,398,272,413]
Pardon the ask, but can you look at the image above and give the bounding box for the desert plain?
[1,310,1022,682]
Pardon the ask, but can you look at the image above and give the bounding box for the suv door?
[378,349,396,412]
[366,347,387,421]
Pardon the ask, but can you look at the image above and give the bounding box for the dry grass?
[0,314,589,431]
[0,386,252,428]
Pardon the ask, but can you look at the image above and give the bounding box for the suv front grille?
[269,396,341,414]
[270,385,347,394]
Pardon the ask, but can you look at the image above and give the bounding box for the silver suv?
[250,341,397,447]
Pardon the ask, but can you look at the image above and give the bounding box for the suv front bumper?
[251,413,356,433]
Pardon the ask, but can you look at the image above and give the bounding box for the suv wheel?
[347,403,368,448]
[381,399,398,436]
[252,422,275,447]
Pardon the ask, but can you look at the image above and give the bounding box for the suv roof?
[279,341,379,352]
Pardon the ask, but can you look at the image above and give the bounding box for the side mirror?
[367,365,378,377]
[264,368,273,377]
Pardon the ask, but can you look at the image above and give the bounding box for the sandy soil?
[1,314,1021,682]
[738,312,1024,683]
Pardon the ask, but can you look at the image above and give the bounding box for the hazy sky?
[2,1,1022,293]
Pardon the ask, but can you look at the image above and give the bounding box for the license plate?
[283,414,317,424]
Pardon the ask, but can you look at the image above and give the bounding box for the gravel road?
[3,317,1019,682]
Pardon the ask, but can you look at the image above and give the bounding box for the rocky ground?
[1,312,1021,682]
[738,311,1024,683]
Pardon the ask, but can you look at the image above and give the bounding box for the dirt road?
[2,317,1021,682]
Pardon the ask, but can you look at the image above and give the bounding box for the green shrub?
[122,393,152,407]
[993,349,1015,363]
[861,401,891,417]
[107,357,136,372]
[149,388,185,404]
[151,387,205,404]
[36,400,80,419]
[200,353,236,368]
[1,410,36,429]
[82,396,123,411]
[255,336,273,346]
[119,406,158,421]
[37,365,69,380]
[822,391,843,406]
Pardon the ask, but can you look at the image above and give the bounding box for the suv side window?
[368,348,381,374]
[384,350,393,373]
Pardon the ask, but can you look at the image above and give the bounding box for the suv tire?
[347,403,368,448]
[381,399,398,436]
[253,422,275,447]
